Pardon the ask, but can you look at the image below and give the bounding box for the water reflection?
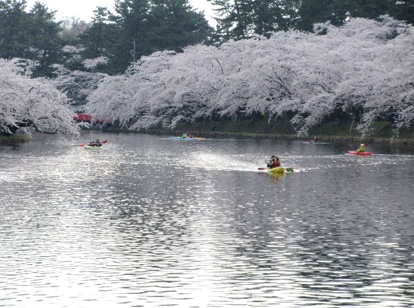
[0,132,413,307]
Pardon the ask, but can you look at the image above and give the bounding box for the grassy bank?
[0,134,30,145]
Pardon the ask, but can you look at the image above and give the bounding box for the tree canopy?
[0,0,63,76]
[85,16,414,137]
[2,0,412,77]
[0,0,213,76]
[0,59,79,135]
[1,1,413,138]
[209,0,414,41]
[78,0,213,74]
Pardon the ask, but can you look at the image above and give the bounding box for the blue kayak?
[168,136,206,141]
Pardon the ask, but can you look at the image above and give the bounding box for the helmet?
[361,144,364,146]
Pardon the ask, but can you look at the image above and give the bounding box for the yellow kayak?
[267,166,285,174]
[258,167,295,173]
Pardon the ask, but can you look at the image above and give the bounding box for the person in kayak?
[267,155,281,168]
[88,139,102,147]
[181,133,188,138]
[356,143,366,152]
[307,136,318,143]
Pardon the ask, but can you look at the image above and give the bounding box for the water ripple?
[0,134,413,307]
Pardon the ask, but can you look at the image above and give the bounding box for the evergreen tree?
[0,0,29,59]
[27,2,63,76]
[296,0,413,32]
[389,0,414,25]
[78,7,120,74]
[106,0,212,73]
[148,0,212,52]
[209,0,301,42]
[251,0,300,34]
[110,0,151,71]
[346,0,389,19]
[209,0,251,41]
[210,0,413,39]
[84,7,112,58]
[296,0,347,32]
[0,1,63,76]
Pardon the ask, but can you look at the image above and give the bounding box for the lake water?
[1,132,413,307]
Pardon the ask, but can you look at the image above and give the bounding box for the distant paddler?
[356,143,366,153]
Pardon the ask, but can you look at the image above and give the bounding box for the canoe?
[348,150,371,156]
[168,136,206,141]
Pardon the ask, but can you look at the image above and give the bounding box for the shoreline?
[113,128,414,145]
[2,122,414,146]
[0,134,30,145]
[122,117,414,145]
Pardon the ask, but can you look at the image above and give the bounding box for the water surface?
[1,133,413,307]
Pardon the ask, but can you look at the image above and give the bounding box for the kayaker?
[356,143,366,153]
[89,140,96,146]
[188,133,193,138]
[95,139,102,146]
[267,155,281,168]
[181,133,188,138]
[313,136,318,143]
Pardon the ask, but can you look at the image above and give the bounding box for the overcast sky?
[25,0,215,25]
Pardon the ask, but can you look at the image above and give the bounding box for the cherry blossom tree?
[49,63,107,111]
[82,56,109,72]
[85,16,414,137]
[0,59,79,135]
[48,46,109,111]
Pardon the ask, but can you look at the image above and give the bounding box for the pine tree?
[0,0,29,59]
[27,3,63,76]
[147,0,212,52]
[209,0,301,42]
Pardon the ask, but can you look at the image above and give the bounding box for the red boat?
[73,113,104,124]
[73,113,92,122]
[348,151,372,156]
